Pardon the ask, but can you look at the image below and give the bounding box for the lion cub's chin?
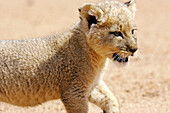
[113,60,129,67]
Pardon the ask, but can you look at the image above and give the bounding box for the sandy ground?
[0,0,170,113]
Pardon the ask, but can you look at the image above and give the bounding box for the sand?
[0,0,169,113]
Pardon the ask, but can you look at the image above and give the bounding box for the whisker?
[104,50,120,56]
[134,50,143,64]
[137,51,143,58]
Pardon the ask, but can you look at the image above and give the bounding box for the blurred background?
[0,0,169,113]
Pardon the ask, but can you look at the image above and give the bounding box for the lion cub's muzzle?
[112,47,138,63]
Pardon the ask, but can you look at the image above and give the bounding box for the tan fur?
[0,0,137,113]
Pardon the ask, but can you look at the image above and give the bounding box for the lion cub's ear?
[125,0,136,18]
[79,3,104,29]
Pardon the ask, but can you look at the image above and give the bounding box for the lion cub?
[0,0,137,113]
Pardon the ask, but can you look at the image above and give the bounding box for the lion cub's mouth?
[112,53,128,63]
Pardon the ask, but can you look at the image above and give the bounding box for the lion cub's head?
[79,0,137,64]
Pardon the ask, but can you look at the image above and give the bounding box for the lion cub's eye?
[132,29,137,34]
[109,31,123,38]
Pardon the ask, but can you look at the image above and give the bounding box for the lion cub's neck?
[62,23,107,73]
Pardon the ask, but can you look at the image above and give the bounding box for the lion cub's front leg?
[89,80,119,113]
[60,87,88,113]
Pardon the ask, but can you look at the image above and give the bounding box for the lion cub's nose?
[129,48,138,53]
